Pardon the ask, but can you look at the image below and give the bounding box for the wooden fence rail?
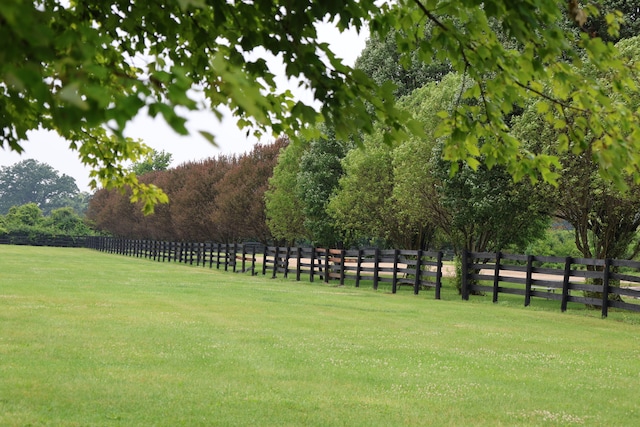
[461,250,640,317]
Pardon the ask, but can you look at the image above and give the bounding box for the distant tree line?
[0,203,96,239]
[0,159,90,215]
[0,159,96,241]
[86,139,287,243]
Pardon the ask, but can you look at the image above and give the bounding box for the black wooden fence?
[461,251,640,317]
[7,235,640,317]
[0,234,88,247]
[84,237,444,297]
[261,247,444,296]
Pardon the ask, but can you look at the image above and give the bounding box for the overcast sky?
[0,24,368,192]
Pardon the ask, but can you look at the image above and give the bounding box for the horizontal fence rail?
[83,237,443,298]
[461,251,640,317]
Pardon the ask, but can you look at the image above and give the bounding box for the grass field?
[2,245,640,426]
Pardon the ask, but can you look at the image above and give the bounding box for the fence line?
[84,237,443,298]
[0,234,88,247]
[461,250,640,317]
[6,235,640,316]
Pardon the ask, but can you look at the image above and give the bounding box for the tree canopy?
[130,149,173,176]
[87,140,286,243]
[2,0,640,211]
[0,159,81,215]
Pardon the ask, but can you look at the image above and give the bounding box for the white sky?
[0,24,367,192]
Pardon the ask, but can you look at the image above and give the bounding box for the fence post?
[524,255,533,306]
[272,246,279,278]
[561,257,573,312]
[323,249,330,283]
[392,249,399,294]
[461,250,469,300]
[284,247,290,278]
[339,249,346,286]
[355,249,362,288]
[435,251,443,300]
[601,258,612,318]
[250,245,256,275]
[310,247,316,282]
[373,248,380,291]
[492,251,501,303]
[296,247,302,281]
[262,246,268,276]
[413,250,423,295]
[232,243,238,272]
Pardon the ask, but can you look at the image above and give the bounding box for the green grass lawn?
[2,245,640,426]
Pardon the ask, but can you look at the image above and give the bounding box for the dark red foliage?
[86,138,288,243]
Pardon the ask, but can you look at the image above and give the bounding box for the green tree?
[355,27,452,99]
[511,36,640,262]
[391,74,464,250]
[296,130,347,247]
[0,159,80,215]
[265,137,309,245]
[373,0,640,188]
[585,0,640,42]
[392,72,550,254]
[431,152,551,254]
[130,149,173,176]
[44,207,94,235]
[4,203,44,228]
[328,135,434,249]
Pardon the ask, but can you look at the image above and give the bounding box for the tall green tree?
[355,27,452,99]
[391,74,464,250]
[373,0,640,189]
[431,151,551,254]
[511,36,640,262]
[130,149,173,176]
[296,130,347,247]
[0,159,80,215]
[328,135,434,249]
[328,139,397,248]
[265,137,309,246]
[585,0,640,42]
[4,203,44,228]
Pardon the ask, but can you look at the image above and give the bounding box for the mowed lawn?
[2,246,640,426]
